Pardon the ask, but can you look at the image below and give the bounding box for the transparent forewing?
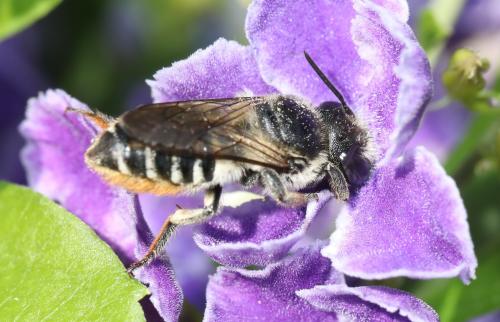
[118,97,291,170]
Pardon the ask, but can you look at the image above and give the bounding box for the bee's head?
[318,102,373,187]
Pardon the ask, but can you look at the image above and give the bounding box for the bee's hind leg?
[259,169,317,207]
[65,107,113,130]
[127,185,222,275]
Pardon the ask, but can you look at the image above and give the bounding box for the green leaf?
[0,182,148,321]
[0,0,61,41]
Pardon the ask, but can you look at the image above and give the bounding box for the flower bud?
[442,48,490,105]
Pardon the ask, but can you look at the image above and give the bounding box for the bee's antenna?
[304,51,347,107]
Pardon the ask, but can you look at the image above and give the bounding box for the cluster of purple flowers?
[19,0,478,321]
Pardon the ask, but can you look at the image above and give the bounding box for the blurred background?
[0,0,248,184]
[1,0,499,321]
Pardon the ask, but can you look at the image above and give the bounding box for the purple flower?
[19,0,477,320]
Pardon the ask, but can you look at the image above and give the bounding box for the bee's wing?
[118,97,291,170]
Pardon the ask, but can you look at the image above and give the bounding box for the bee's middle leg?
[240,170,260,188]
[259,169,317,207]
[127,185,222,274]
[169,185,222,225]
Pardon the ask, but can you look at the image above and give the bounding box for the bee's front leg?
[259,169,317,207]
[127,185,222,275]
[326,163,349,201]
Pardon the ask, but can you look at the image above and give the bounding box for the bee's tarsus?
[306,193,319,202]
[127,257,150,276]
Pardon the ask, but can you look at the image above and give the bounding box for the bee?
[73,52,374,273]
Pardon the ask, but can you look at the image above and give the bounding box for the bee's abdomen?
[120,149,213,186]
[88,125,217,186]
[150,150,216,184]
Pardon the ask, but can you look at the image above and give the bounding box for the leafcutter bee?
[73,52,374,273]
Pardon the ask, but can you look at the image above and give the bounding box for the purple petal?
[20,89,183,321]
[194,191,331,267]
[139,194,215,310]
[148,37,275,103]
[298,285,438,322]
[19,89,137,259]
[205,241,437,321]
[134,257,182,322]
[304,198,343,242]
[323,146,477,282]
[246,0,432,158]
[372,0,409,21]
[204,243,342,321]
